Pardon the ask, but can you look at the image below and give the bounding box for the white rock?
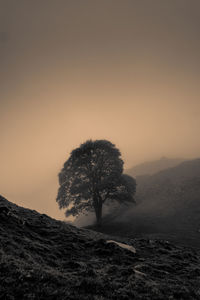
[106,240,136,253]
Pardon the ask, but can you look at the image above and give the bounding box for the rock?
[106,240,136,254]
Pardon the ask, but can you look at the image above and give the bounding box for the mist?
[1,0,200,220]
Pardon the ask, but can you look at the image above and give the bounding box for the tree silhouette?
[56,140,136,225]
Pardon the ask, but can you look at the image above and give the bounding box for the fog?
[1,0,200,220]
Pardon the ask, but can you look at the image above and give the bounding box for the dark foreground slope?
[1,196,200,299]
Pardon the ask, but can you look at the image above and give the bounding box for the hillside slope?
[99,159,200,248]
[135,158,200,218]
[1,195,200,299]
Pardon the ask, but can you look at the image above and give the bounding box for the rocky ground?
[0,195,200,299]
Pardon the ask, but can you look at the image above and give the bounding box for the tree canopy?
[56,140,136,225]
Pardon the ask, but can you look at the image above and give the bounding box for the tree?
[56,140,136,225]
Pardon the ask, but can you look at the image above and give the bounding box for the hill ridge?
[127,157,186,177]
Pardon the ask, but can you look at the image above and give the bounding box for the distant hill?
[126,157,185,177]
[97,158,200,249]
[0,195,200,299]
[138,158,200,182]
[135,158,200,200]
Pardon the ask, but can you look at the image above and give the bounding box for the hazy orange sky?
[1,0,200,219]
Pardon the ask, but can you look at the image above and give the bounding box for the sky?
[1,0,200,220]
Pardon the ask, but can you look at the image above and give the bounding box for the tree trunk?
[94,199,102,226]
